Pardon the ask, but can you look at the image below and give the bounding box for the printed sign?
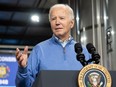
[0,53,18,87]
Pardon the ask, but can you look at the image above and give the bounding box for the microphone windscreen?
[74,43,83,54]
[86,43,96,54]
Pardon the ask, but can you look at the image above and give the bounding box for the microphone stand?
[76,53,88,67]
[87,53,100,64]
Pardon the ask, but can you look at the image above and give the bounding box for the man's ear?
[70,19,75,28]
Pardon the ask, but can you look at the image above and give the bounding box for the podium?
[32,70,116,87]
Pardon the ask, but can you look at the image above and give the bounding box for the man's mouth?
[55,28,63,30]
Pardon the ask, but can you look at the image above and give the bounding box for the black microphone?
[74,43,88,66]
[74,43,83,54]
[86,43,100,64]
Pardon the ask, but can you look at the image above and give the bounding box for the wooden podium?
[32,70,116,87]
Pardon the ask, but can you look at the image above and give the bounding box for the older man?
[15,4,90,87]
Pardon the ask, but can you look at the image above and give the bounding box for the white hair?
[49,4,74,21]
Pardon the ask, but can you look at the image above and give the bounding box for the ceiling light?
[31,14,39,22]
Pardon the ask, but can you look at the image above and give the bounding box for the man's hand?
[15,46,28,68]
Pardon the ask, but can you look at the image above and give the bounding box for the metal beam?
[0,3,49,13]
[0,19,50,27]
[0,33,51,40]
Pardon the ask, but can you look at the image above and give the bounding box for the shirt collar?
[53,34,72,47]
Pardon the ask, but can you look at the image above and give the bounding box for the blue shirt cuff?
[18,66,27,74]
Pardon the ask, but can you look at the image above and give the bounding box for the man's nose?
[55,19,60,25]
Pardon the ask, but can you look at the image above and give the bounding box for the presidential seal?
[78,64,111,87]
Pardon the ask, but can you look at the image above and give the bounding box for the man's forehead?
[50,8,69,15]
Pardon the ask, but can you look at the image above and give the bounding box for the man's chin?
[55,33,63,37]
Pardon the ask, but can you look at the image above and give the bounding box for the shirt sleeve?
[15,45,41,87]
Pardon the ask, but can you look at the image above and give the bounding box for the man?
[15,4,90,87]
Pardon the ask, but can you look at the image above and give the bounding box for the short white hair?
[49,4,74,21]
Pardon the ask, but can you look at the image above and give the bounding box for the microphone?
[74,43,88,66]
[74,42,83,54]
[86,43,100,64]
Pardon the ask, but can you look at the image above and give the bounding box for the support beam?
[0,3,49,13]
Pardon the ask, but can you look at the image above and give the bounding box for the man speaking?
[15,4,90,87]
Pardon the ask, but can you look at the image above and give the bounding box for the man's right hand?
[15,46,28,68]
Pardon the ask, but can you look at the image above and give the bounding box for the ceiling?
[0,0,69,46]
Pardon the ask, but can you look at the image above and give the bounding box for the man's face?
[49,7,74,39]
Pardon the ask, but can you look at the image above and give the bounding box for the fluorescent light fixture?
[81,36,87,42]
[76,16,79,21]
